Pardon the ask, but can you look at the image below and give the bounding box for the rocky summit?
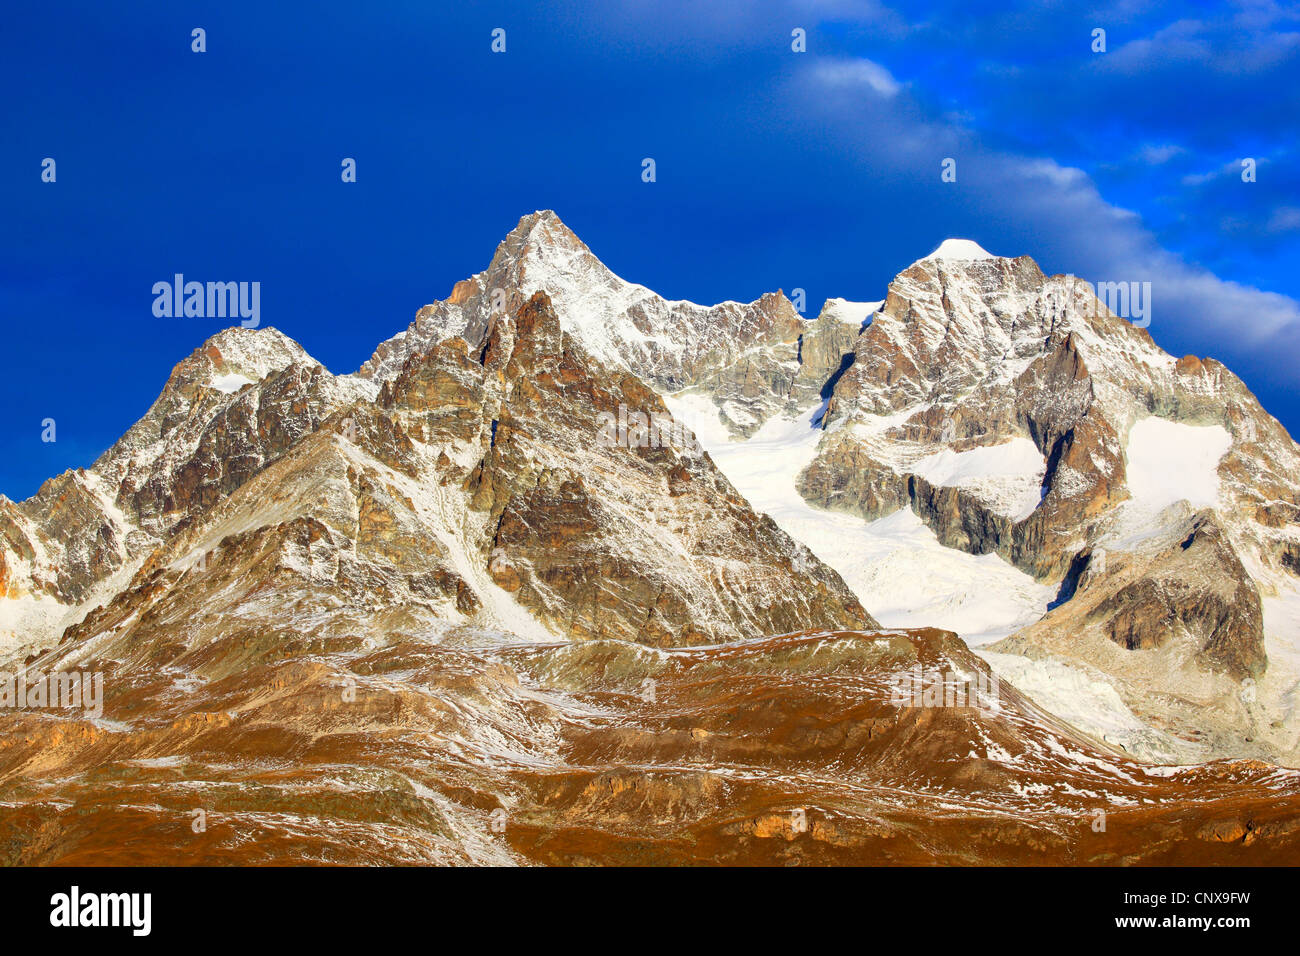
[2,212,1299,865]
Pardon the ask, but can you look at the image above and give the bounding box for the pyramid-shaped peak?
[506,209,586,248]
[489,210,603,283]
[923,238,997,262]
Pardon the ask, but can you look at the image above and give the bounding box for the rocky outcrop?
[796,308,862,398]
[382,291,875,645]
[1089,515,1264,678]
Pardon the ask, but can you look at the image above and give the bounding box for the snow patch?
[210,372,256,394]
[912,438,1046,521]
[0,592,65,654]
[821,298,882,326]
[924,238,995,261]
[1125,417,1230,512]
[664,393,1053,645]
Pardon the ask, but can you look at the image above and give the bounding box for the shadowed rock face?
[3,626,1298,866]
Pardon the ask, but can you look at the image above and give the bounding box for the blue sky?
[2,0,1297,500]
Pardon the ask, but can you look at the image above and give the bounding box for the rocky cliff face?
[377,290,874,644]
[802,254,1162,577]
[2,287,871,666]
[691,299,872,436]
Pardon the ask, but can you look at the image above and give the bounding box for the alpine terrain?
[2,211,1298,865]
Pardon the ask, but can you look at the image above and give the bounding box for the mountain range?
[2,210,1298,865]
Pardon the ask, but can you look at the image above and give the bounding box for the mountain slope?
[5,624,1298,865]
[359,211,802,399]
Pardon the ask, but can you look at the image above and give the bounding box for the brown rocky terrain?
[2,624,1297,865]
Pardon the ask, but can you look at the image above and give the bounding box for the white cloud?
[809,56,902,97]
[996,156,1300,348]
[1137,144,1185,164]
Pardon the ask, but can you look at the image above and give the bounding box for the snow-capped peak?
[505,209,585,252]
[196,327,316,389]
[358,210,802,389]
[923,238,996,261]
